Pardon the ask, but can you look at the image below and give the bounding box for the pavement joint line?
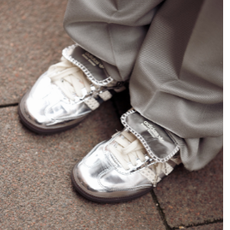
[150,189,172,230]
[0,103,18,108]
[172,218,223,229]
[112,93,221,228]
[151,188,223,230]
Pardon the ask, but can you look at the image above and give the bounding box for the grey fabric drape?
[63,0,223,171]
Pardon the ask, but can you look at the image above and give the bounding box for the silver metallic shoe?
[72,109,181,203]
[19,44,125,134]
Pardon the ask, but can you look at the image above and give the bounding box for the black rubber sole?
[18,95,85,135]
[71,168,152,204]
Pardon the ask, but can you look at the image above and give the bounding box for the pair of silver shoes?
[19,45,181,203]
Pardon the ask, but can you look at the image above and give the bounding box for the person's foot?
[71,109,181,203]
[18,45,125,134]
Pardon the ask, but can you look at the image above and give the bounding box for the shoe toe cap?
[23,73,65,124]
[72,144,108,195]
[71,142,152,202]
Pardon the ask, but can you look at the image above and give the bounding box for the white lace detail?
[140,168,161,186]
[47,57,93,100]
[108,131,146,170]
[140,162,174,186]
[109,130,180,186]
[84,97,100,110]
[99,91,112,101]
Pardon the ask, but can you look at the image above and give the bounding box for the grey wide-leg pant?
[63,0,223,171]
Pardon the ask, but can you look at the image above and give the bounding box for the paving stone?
[0,0,72,105]
[0,105,165,230]
[154,151,223,228]
[187,222,223,230]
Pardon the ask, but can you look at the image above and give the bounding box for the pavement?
[0,1,223,229]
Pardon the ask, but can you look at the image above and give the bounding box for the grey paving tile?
[0,0,72,105]
[154,151,223,228]
[0,104,165,230]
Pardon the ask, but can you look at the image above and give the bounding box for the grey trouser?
[63,0,223,171]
